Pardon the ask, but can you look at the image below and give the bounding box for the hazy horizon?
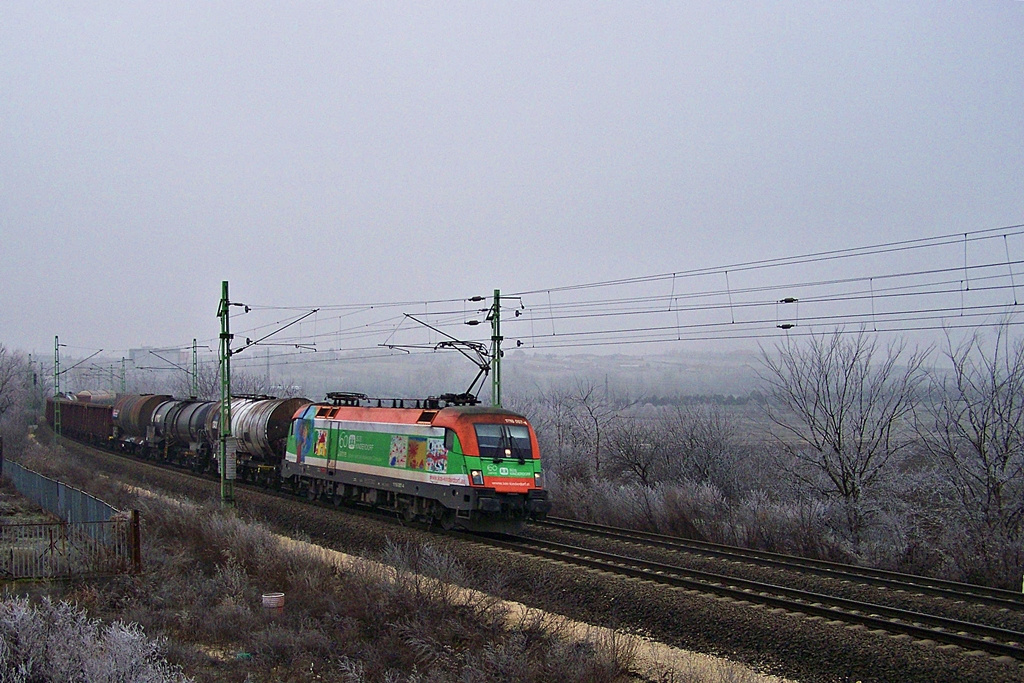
[4,3,1022,360]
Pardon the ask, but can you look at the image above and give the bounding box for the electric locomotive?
[283,392,550,530]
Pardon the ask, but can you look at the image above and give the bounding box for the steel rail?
[478,533,1024,660]
[534,517,1024,610]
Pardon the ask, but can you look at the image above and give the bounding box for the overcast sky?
[2,1,1022,358]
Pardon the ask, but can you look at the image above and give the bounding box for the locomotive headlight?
[534,471,544,488]
[470,470,484,486]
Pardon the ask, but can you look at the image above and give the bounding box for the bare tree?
[233,369,274,396]
[171,361,221,400]
[666,404,738,494]
[538,387,589,458]
[0,345,38,453]
[759,329,928,543]
[0,345,27,426]
[567,378,643,475]
[916,325,1024,583]
[167,361,284,401]
[607,418,666,487]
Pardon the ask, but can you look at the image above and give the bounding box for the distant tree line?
[643,393,764,407]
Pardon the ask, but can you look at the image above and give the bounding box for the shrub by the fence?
[0,595,191,683]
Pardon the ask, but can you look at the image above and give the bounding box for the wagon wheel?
[437,509,456,531]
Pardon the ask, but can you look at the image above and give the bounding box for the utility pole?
[213,285,311,507]
[471,289,522,408]
[192,339,199,399]
[27,354,35,414]
[53,336,61,443]
[217,281,235,509]
[120,357,126,394]
[490,289,502,407]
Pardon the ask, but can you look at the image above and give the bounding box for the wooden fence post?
[130,510,141,574]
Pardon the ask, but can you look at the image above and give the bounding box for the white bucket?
[261,592,285,611]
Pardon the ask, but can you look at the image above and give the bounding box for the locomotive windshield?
[474,423,532,461]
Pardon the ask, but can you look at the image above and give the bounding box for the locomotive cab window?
[474,424,532,462]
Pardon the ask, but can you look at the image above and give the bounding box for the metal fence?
[0,460,141,579]
[3,460,118,524]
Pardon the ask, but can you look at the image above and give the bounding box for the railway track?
[59,433,1024,660]
[533,516,1024,611]
[41,430,1024,680]
[466,525,1024,661]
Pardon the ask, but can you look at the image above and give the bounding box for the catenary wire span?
[114,223,1024,369]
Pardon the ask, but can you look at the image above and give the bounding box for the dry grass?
[7,438,793,682]
[11,441,643,682]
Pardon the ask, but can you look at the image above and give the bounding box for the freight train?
[45,392,551,531]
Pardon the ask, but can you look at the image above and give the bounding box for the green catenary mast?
[218,281,235,508]
[53,336,61,443]
[490,289,502,407]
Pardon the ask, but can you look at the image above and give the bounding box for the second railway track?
[468,521,1024,662]
[534,516,1024,611]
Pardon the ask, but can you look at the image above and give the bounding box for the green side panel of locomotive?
[285,407,469,477]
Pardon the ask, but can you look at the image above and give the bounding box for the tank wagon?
[112,394,171,449]
[283,393,550,530]
[46,390,551,531]
[146,398,219,469]
[221,397,312,482]
[109,394,310,477]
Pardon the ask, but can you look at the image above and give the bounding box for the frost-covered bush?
[0,596,190,683]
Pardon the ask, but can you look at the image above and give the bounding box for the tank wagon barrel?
[74,390,117,405]
[151,400,180,439]
[170,400,216,444]
[113,394,171,438]
[204,397,262,444]
[233,398,312,461]
[149,399,218,446]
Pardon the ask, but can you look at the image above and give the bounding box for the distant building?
[129,347,187,367]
